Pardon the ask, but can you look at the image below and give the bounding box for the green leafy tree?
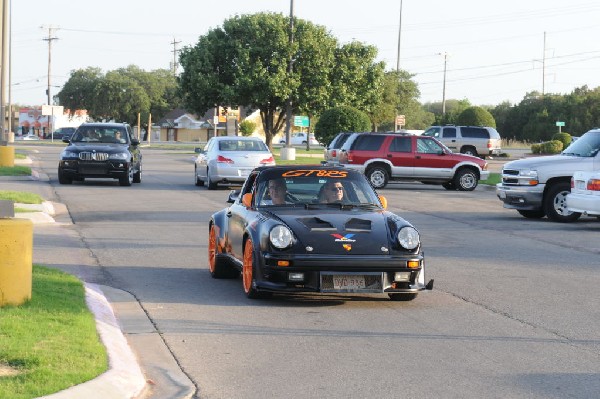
[313,106,371,145]
[238,120,256,136]
[423,99,471,125]
[456,106,496,127]
[57,67,103,112]
[178,12,383,149]
[93,72,151,125]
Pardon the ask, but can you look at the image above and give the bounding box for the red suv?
[338,132,489,190]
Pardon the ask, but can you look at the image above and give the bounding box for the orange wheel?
[208,225,217,275]
[243,240,254,294]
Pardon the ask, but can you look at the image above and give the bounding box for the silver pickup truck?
[496,128,600,222]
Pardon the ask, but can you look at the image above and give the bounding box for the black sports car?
[209,165,433,301]
[58,122,142,186]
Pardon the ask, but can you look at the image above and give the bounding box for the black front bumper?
[59,160,129,179]
[253,253,428,294]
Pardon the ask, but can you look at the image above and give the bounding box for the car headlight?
[109,152,129,160]
[61,151,78,159]
[397,226,420,250]
[269,225,293,249]
[519,169,538,178]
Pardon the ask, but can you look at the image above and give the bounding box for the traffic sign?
[395,115,406,126]
[294,115,310,127]
[556,121,565,127]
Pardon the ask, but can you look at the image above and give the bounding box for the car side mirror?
[131,138,140,146]
[62,137,70,143]
[195,147,205,154]
[227,190,240,203]
[242,193,253,207]
[378,195,387,209]
[437,150,445,155]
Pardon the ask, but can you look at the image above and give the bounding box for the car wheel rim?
[554,191,571,216]
[208,226,217,273]
[460,173,476,189]
[370,171,384,187]
[243,240,253,294]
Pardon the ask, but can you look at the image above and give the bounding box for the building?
[17,107,89,138]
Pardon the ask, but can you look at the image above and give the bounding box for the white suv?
[422,125,502,158]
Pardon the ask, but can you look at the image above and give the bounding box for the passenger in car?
[319,180,345,203]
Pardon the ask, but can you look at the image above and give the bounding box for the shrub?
[238,120,256,137]
[541,140,563,154]
[314,106,371,146]
[530,143,541,154]
[552,132,572,148]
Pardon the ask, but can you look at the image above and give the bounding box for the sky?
[9,0,600,108]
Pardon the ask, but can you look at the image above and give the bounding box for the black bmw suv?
[58,122,142,186]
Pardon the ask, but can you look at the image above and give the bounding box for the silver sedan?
[194,136,276,190]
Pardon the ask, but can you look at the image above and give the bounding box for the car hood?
[503,154,592,170]
[67,143,129,153]
[266,208,405,255]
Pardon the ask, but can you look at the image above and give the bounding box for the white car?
[566,171,600,216]
[19,134,41,141]
[195,136,276,190]
[279,132,319,146]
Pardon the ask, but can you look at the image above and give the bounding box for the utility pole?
[281,0,295,160]
[42,25,58,105]
[396,0,403,72]
[1,0,9,141]
[542,31,546,97]
[170,37,181,76]
[439,52,448,115]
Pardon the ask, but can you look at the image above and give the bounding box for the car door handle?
[451,139,456,142]
[226,211,232,217]
[387,154,392,158]
[415,155,421,159]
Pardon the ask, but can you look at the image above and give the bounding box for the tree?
[57,67,103,112]
[313,106,371,145]
[178,12,384,149]
[456,106,496,127]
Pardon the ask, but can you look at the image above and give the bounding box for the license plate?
[239,169,250,177]
[332,275,366,290]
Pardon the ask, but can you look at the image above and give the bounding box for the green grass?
[0,165,31,176]
[15,153,26,160]
[480,173,500,185]
[0,191,43,204]
[0,266,107,399]
[14,207,40,213]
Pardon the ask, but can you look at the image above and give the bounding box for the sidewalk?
[3,160,195,399]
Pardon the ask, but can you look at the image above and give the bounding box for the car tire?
[208,225,238,279]
[442,181,456,190]
[453,168,478,191]
[544,182,581,223]
[133,163,142,183]
[119,166,133,186]
[58,169,72,185]
[461,146,478,157]
[195,167,204,186]
[388,293,418,301]
[207,169,217,190]
[242,239,266,299]
[517,209,546,219]
[366,166,389,189]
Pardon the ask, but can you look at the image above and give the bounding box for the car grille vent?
[298,217,336,231]
[345,218,371,232]
[502,169,519,176]
[79,152,109,161]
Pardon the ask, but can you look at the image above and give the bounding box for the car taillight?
[339,151,349,164]
[217,155,234,164]
[586,179,600,191]
[331,149,337,158]
[571,177,574,188]
[260,156,274,164]
[487,140,492,149]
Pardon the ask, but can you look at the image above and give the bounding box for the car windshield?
[71,126,128,144]
[219,139,267,151]
[562,132,600,157]
[255,169,382,207]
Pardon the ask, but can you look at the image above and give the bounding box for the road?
[25,145,600,399]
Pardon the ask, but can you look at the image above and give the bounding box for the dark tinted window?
[351,135,385,151]
[330,133,352,149]
[461,127,488,138]
[390,136,411,152]
[442,127,457,138]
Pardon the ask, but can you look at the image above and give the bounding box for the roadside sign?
[556,121,565,127]
[395,115,406,126]
[294,115,310,127]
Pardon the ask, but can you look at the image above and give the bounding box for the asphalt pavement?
[3,157,195,399]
